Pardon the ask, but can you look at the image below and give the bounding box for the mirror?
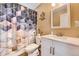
[51,4,71,28]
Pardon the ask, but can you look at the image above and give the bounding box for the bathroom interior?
[0,3,79,56]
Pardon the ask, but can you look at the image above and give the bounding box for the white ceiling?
[19,3,40,10]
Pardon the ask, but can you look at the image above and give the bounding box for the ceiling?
[19,3,40,10]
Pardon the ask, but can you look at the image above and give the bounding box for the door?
[41,38,53,56]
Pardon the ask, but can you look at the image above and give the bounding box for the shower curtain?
[0,3,37,56]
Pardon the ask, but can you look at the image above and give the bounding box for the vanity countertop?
[41,35,79,46]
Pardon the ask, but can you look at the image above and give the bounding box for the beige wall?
[36,3,79,38]
[36,3,51,35]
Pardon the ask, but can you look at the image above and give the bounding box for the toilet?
[25,43,39,56]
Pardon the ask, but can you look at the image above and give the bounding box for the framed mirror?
[51,4,71,29]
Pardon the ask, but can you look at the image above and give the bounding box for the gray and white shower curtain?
[0,3,37,56]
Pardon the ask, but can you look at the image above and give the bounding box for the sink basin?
[43,35,67,40]
[57,36,67,40]
[42,35,79,46]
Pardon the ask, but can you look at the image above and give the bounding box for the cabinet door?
[41,38,53,56]
[53,41,69,56]
[65,44,79,56]
[53,40,79,56]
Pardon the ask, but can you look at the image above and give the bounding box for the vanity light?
[51,3,56,7]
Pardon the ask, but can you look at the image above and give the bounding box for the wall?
[36,3,79,38]
[36,3,51,35]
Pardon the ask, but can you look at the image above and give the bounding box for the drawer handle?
[50,47,52,54]
[53,47,55,55]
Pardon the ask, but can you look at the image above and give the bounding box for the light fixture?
[51,3,56,7]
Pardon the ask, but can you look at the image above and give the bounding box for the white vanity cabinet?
[41,38,53,56]
[41,37,79,56]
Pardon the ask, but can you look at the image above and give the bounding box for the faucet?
[56,33,63,36]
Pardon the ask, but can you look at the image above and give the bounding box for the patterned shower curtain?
[0,3,37,56]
